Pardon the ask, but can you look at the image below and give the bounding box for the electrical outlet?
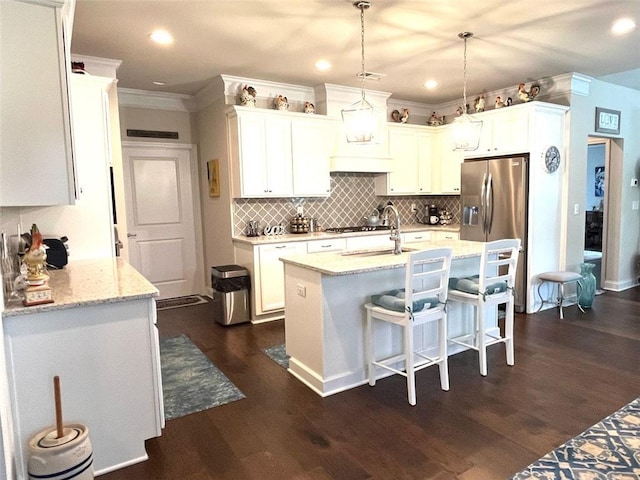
[632,178,639,187]
[633,201,639,211]
[573,203,580,215]
[296,284,306,297]
[411,203,417,212]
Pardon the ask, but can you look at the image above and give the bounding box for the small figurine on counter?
[240,85,257,107]
[400,108,409,123]
[303,101,315,114]
[391,109,401,122]
[428,111,444,126]
[474,94,486,112]
[20,224,53,306]
[274,95,289,111]
[518,82,540,103]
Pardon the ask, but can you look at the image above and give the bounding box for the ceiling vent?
[356,71,386,81]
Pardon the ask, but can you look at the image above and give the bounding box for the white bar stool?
[536,271,585,319]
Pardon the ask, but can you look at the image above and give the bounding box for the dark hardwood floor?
[102,289,640,480]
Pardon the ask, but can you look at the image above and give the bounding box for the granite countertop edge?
[233,224,460,245]
[2,258,158,318]
[280,239,483,276]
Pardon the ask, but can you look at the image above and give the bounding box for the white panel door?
[122,144,200,299]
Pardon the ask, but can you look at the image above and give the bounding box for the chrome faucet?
[382,204,402,254]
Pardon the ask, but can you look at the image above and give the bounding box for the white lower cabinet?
[402,230,432,243]
[432,231,459,241]
[256,242,307,314]
[306,238,347,253]
[3,297,162,477]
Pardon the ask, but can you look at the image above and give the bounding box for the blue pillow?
[371,289,440,313]
[448,275,507,296]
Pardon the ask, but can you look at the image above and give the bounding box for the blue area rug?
[510,397,640,479]
[263,344,289,369]
[159,335,245,420]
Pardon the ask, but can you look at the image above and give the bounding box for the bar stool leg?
[558,282,565,319]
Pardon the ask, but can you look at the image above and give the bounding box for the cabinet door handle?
[127,233,137,238]
[275,245,287,249]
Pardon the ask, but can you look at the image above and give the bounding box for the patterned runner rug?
[263,344,290,369]
[510,397,640,479]
[159,335,245,420]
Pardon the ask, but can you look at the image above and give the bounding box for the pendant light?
[452,32,482,151]
[341,1,380,144]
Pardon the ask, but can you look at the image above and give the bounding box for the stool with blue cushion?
[447,239,521,377]
[364,247,453,406]
[536,271,584,319]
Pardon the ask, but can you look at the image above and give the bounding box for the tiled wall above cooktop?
[233,173,460,236]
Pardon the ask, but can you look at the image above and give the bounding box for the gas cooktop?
[324,225,392,233]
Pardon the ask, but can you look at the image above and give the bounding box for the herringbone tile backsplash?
[233,173,460,236]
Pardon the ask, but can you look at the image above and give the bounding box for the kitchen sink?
[340,247,417,257]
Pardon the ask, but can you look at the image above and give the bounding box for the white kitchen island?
[1,258,163,478]
[281,239,487,396]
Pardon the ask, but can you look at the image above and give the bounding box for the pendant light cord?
[359,2,367,101]
[459,32,473,115]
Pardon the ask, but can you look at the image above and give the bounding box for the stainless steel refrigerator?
[460,155,528,312]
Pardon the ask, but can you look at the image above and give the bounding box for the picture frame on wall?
[207,159,220,197]
[595,107,621,135]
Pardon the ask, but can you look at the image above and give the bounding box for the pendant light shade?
[452,32,482,151]
[342,1,380,144]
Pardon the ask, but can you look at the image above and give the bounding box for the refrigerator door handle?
[480,172,488,235]
[486,172,494,235]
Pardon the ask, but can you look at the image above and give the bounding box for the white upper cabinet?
[0,0,76,206]
[291,117,333,197]
[227,107,333,198]
[431,126,464,194]
[375,124,433,195]
[463,102,567,159]
[228,109,293,198]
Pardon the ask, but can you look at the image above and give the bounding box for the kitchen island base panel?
[284,253,497,396]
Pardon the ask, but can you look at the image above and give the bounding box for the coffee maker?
[426,204,440,225]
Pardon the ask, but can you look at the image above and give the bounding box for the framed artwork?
[207,159,220,197]
[595,166,605,197]
[595,107,621,135]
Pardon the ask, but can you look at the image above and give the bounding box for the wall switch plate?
[633,201,639,211]
[410,203,417,212]
[632,178,639,187]
[573,203,580,215]
[296,284,306,297]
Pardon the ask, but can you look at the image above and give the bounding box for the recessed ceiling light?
[315,59,332,71]
[153,80,167,86]
[612,17,636,35]
[424,79,438,89]
[149,29,174,45]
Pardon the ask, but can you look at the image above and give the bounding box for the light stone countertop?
[2,257,158,317]
[280,239,483,276]
[233,223,460,246]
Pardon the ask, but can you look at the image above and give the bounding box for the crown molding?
[118,88,197,112]
[70,54,121,79]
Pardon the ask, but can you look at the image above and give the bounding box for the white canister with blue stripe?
[27,423,93,480]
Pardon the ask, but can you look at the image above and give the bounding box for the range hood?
[329,153,393,173]
[316,83,393,173]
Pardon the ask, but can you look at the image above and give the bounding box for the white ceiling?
[70,0,640,104]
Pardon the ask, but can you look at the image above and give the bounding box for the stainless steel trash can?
[211,265,251,325]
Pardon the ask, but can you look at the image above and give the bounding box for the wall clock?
[543,145,561,173]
